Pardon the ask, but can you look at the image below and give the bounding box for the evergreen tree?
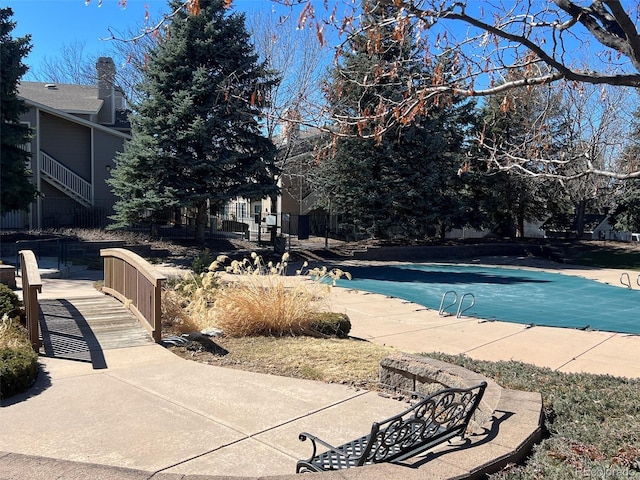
[613,105,640,232]
[476,72,563,238]
[614,179,640,232]
[0,8,38,214]
[109,0,279,243]
[317,1,476,239]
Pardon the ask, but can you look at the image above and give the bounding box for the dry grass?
[212,253,335,336]
[169,335,396,390]
[162,252,351,337]
[161,287,209,334]
[0,315,31,350]
[213,276,329,337]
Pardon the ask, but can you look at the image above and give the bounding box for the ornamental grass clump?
[161,268,219,334]
[0,315,29,351]
[211,252,350,337]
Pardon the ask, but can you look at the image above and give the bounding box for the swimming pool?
[335,264,640,335]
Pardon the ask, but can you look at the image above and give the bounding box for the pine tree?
[476,72,562,238]
[317,2,476,239]
[0,8,38,214]
[613,105,640,232]
[109,0,279,243]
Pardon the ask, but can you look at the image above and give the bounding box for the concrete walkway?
[4,269,410,478]
[1,257,637,479]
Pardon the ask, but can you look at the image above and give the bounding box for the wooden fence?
[19,250,43,350]
[100,248,166,343]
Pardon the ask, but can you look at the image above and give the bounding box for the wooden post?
[19,250,43,351]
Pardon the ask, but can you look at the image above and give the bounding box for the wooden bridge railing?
[19,250,43,351]
[100,248,166,343]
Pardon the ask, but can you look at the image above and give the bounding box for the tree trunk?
[574,200,586,238]
[269,193,279,244]
[195,199,208,245]
[516,213,525,239]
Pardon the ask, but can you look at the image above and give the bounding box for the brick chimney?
[96,57,116,125]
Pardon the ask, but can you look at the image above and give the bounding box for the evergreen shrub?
[191,249,213,275]
[0,283,20,317]
[0,317,38,399]
[311,312,352,338]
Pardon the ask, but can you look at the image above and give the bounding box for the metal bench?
[296,382,487,473]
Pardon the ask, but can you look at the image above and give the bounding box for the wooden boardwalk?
[39,294,154,369]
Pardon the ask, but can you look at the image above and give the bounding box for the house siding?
[280,175,299,215]
[21,109,38,175]
[13,67,132,230]
[93,129,124,200]
[40,111,91,181]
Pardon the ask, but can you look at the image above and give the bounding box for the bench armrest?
[298,432,355,462]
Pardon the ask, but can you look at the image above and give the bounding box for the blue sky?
[3,0,280,76]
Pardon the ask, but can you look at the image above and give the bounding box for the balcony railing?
[40,151,92,207]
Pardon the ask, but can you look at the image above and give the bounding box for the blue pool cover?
[335,264,640,334]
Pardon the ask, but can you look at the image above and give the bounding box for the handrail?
[40,151,92,206]
[100,248,166,342]
[15,237,67,274]
[439,290,458,316]
[456,293,476,318]
[19,250,43,351]
[620,272,632,289]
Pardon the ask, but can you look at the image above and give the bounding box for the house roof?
[18,82,103,115]
[23,97,131,140]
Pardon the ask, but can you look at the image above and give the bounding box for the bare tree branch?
[276,0,640,179]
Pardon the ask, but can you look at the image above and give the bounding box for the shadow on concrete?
[0,366,52,407]
[39,299,107,370]
[400,410,515,468]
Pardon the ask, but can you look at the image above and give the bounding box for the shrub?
[191,248,213,275]
[0,284,20,317]
[0,316,38,399]
[0,348,38,399]
[311,312,351,338]
[161,253,351,337]
[210,253,350,337]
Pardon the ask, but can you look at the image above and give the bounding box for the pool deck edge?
[328,259,640,379]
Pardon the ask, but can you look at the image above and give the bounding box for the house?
[2,57,130,229]
[269,123,329,240]
[5,58,311,241]
[214,122,329,242]
[543,213,623,240]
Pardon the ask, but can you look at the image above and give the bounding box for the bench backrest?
[361,382,487,465]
